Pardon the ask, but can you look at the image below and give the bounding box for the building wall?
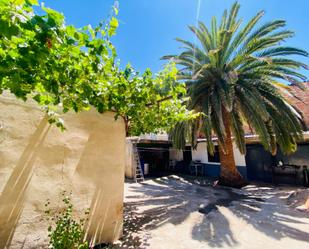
[169,148,184,161]
[125,139,133,178]
[125,139,136,179]
[192,141,246,166]
[0,93,125,248]
[233,143,246,166]
[278,143,309,166]
[191,143,208,163]
[246,143,309,185]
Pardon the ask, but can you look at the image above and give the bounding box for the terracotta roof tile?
[282,82,309,130]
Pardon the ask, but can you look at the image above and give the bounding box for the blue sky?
[41,0,309,79]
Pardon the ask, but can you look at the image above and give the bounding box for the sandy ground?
[114,175,309,249]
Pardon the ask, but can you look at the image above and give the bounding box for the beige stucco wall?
[0,93,125,248]
[125,139,136,179]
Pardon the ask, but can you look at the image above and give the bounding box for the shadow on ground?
[115,176,309,248]
[193,185,309,247]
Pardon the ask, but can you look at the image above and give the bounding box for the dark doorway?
[245,144,273,183]
[183,146,192,164]
[137,143,170,177]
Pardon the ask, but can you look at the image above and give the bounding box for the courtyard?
[1,1,309,248]
[116,176,309,249]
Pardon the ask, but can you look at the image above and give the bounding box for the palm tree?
[164,2,308,188]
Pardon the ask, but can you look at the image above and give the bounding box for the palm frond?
[164,1,307,156]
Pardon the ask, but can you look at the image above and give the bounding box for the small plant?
[45,191,90,249]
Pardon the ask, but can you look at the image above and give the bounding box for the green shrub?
[45,191,89,249]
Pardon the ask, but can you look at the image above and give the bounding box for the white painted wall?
[139,133,169,141]
[192,141,246,166]
[233,143,246,166]
[191,142,208,163]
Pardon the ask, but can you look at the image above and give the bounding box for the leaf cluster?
[0,0,119,129]
[0,0,193,134]
[45,191,89,249]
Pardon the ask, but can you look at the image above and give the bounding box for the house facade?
[126,83,309,186]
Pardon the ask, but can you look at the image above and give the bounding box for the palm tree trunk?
[218,108,246,188]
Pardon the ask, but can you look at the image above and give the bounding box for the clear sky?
[40,0,309,79]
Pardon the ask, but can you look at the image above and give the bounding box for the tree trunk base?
[218,170,247,188]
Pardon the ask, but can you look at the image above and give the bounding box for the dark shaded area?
[246,143,309,186]
[137,143,171,178]
[207,145,220,163]
[183,146,192,164]
[137,144,195,178]
[198,187,264,214]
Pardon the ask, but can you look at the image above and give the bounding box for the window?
[208,146,220,163]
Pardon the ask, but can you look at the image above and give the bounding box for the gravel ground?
[113,175,309,249]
